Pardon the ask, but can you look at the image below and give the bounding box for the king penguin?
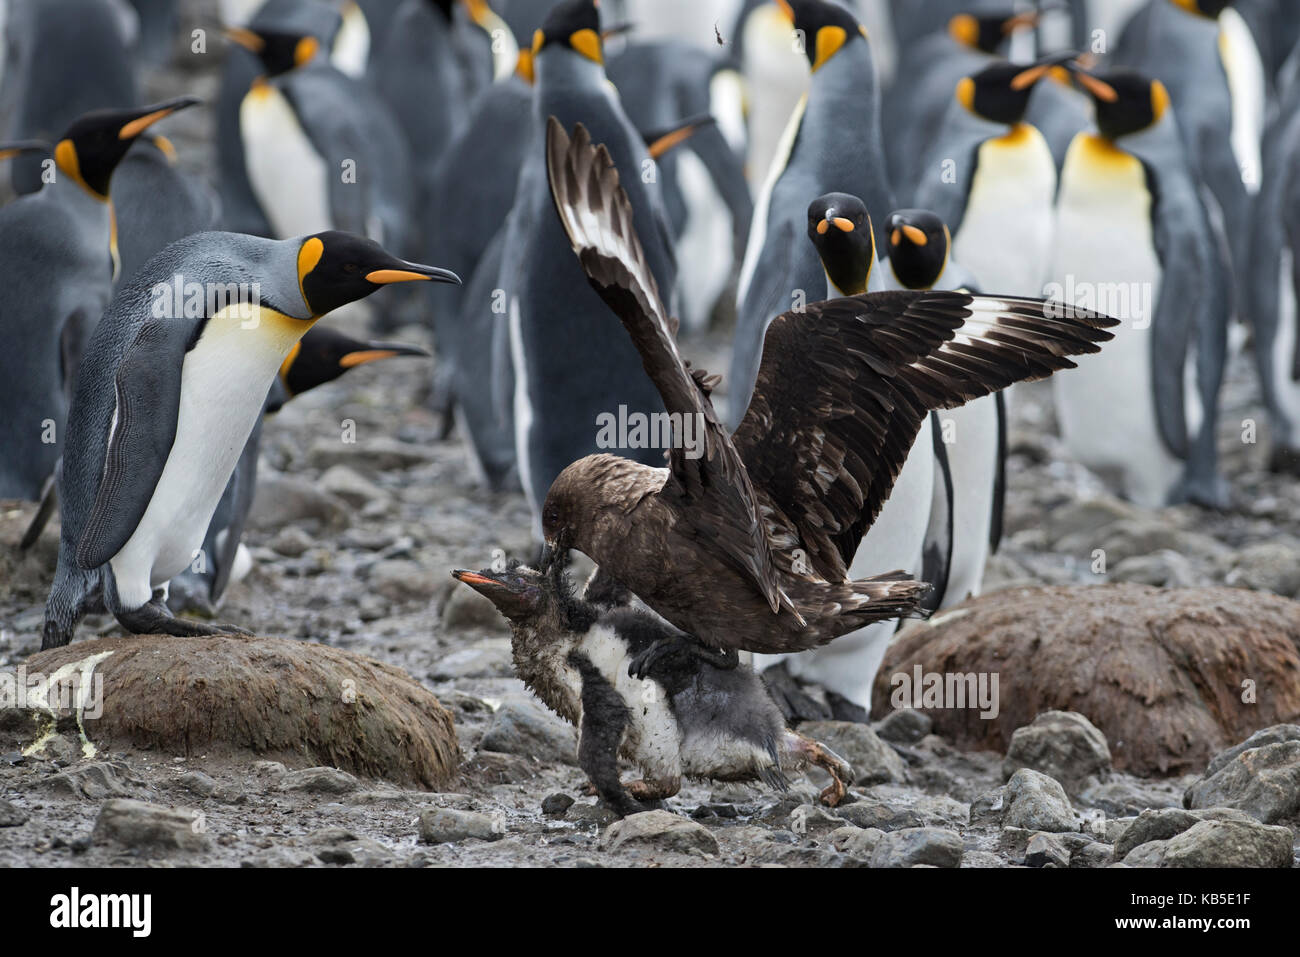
[882,208,1004,608]
[227,23,414,252]
[1049,66,1230,508]
[500,0,677,534]
[754,193,937,712]
[1112,0,1264,304]
[914,57,1060,301]
[731,0,895,425]
[42,230,458,648]
[1,0,139,196]
[166,324,430,615]
[0,97,199,502]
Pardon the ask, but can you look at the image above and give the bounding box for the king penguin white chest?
[1050,133,1176,506]
[240,82,333,239]
[953,123,1056,298]
[109,307,311,603]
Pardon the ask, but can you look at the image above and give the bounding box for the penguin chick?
[452,562,854,816]
[42,230,458,648]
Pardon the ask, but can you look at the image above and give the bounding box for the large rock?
[1122,819,1293,868]
[1184,726,1300,823]
[868,827,964,868]
[4,636,459,790]
[92,799,209,853]
[601,810,719,856]
[1003,711,1112,795]
[246,473,350,532]
[872,585,1300,776]
[1003,769,1077,833]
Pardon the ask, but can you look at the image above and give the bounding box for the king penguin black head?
[777,0,866,72]
[53,96,200,199]
[956,57,1062,126]
[1072,68,1170,140]
[532,0,603,67]
[227,26,322,77]
[278,325,431,399]
[296,231,460,318]
[452,564,554,623]
[885,209,951,290]
[947,10,1039,54]
[807,192,874,296]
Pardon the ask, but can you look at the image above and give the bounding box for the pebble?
[874,708,933,745]
[279,767,361,795]
[246,473,349,532]
[418,807,505,843]
[541,793,575,817]
[367,559,439,603]
[1024,832,1070,868]
[0,799,29,827]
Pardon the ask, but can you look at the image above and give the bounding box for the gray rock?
[1046,497,1142,545]
[368,559,438,604]
[1123,819,1293,868]
[1079,779,1182,816]
[240,846,319,868]
[874,708,933,745]
[868,827,963,868]
[1069,841,1114,868]
[1203,725,1300,776]
[1114,808,1202,859]
[0,799,28,827]
[1025,832,1070,867]
[307,437,435,472]
[430,638,512,680]
[1184,736,1300,824]
[320,465,390,509]
[798,721,905,785]
[829,825,885,860]
[418,807,504,843]
[1225,542,1300,596]
[1109,550,1201,588]
[565,802,620,827]
[35,762,135,800]
[479,695,577,765]
[1004,768,1077,833]
[1003,711,1112,794]
[247,474,349,532]
[969,786,1009,827]
[267,526,314,558]
[441,584,510,632]
[836,789,969,831]
[541,793,574,817]
[601,810,720,856]
[92,799,209,852]
[279,767,360,795]
[175,770,218,797]
[308,828,396,866]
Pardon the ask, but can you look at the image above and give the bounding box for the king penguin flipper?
[75,318,197,571]
[1148,161,1198,461]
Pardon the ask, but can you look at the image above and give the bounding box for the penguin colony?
[0,0,1293,811]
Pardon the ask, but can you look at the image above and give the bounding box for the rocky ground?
[1,317,1298,868]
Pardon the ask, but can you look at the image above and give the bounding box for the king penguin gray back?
[501,0,677,535]
[0,97,199,501]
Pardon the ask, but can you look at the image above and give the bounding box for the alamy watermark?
[0,665,103,719]
[150,273,263,327]
[1042,276,1154,329]
[890,665,1000,719]
[595,405,707,460]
